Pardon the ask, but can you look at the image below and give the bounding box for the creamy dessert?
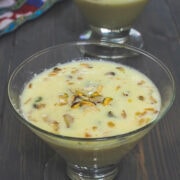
[74,0,148,29]
[20,60,161,138]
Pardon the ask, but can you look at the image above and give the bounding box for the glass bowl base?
[79,28,144,49]
[43,154,125,180]
[67,163,119,180]
[79,28,143,57]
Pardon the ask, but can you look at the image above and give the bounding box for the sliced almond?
[103,97,113,106]
[63,114,74,128]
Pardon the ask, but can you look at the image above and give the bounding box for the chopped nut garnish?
[103,97,113,106]
[90,91,101,97]
[105,72,116,76]
[70,88,113,109]
[137,80,145,85]
[48,68,61,76]
[24,98,32,105]
[75,90,85,97]
[28,115,37,122]
[71,69,78,74]
[89,94,103,104]
[80,63,93,68]
[135,107,158,117]
[28,83,32,88]
[115,85,121,91]
[77,76,83,80]
[51,121,60,132]
[116,67,125,72]
[122,91,129,96]
[138,118,150,126]
[67,75,73,79]
[81,100,96,107]
[108,111,116,118]
[107,121,115,128]
[35,96,43,103]
[138,96,145,101]
[71,102,81,108]
[48,72,57,76]
[97,85,103,93]
[33,103,46,109]
[63,114,74,128]
[68,82,74,85]
[53,67,62,72]
[138,118,145,126]
[42,115,48,122]
[135,111,147,117]
[84,132,92,138]
[150,96,157,104]
[121,110,127,119]
[92,126,98,131]
[59,93,69,105]
[145,107,158,113]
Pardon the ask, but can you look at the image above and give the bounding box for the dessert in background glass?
[74,0,148,49]
[8,41,175,180]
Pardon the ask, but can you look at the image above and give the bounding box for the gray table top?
[0,0,179,179]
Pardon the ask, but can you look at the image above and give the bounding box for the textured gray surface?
[0,0,179,179]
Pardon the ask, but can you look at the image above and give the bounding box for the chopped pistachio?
[107,111,116,118]
[67,75,73,79]
[138,95,145,101]
[53,67,61,72]
[105,72,116,76]
[35,96,43,103]
[33,103,46,109]
[122,91,129,97]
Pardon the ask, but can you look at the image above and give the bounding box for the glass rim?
[8,41,176,142]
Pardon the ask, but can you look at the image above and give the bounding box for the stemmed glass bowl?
[8,41,175,180]
[74,0,149,49]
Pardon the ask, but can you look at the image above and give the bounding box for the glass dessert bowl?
[73,0,149,49]
[8,42,175,180]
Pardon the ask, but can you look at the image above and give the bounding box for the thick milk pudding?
[20,60,161,138]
